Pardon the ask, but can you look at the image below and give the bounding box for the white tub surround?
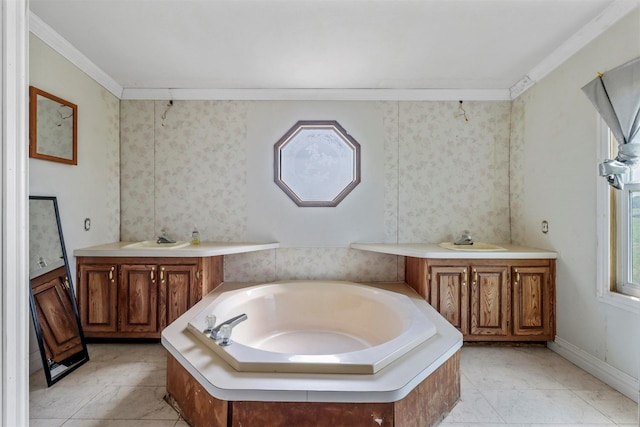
[187,281,437,374]
[73,241,279,258]
[162,281,462,403]
[351,242,558,259]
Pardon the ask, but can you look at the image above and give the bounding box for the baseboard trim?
[549,337,639,402]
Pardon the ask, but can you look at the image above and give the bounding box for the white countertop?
[161,281,462,403]
[351,242,557,259]
[73,241,280,258]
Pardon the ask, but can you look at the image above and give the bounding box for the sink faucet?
[209,313,248,346]
[454,230,474,245]
[157,229,176,244]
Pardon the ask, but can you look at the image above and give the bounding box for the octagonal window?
[274,120,361,207]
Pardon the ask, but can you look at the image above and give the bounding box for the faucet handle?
[205,313,216,329]
[217,324,233,346]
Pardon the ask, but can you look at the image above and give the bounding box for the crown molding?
[509,76,535,99]
[120,88,511,101]
[510,0,639,99]
[28,11,123,98]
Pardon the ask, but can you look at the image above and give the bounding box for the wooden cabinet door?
[78,263,118,333]
[470,265,509,337]
[31,266,84,362]
[430,266,469,334]
[159,263,198,329]
[119,264,159,334]
[512,266,553,338]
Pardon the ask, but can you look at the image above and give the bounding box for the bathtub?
[186,281,437,374]
[163,281,462,407]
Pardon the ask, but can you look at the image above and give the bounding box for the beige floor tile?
[529,424,625,427]
[71,386,178,421]
[27,419,66,427]
[573,388,639,424]
[29,382,104,420]
[61,420,178,427]
[482,389,615,424]
[461,346,568,389]
[441,388,504,423]
[86,343,167,364]
[439,423,529,427]
[56,361,166,387]
[28,344,637,426]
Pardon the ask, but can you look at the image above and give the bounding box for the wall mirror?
[29,196,88,386]
[29,86,78,165]
[274,120,361,207]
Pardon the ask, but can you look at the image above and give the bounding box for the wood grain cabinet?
[76,256,222,339]
[30,265,85,363]
[406,257,555,341]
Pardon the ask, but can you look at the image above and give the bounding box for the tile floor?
[29,343,638,426]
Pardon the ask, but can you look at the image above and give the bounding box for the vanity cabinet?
[30,265,85,363]
[76,256,222,339]
[406,257,554,341]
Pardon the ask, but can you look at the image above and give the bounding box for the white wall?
[510,9,639,398]
[28,34,120,373]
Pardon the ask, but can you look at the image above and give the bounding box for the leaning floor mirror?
[29,196,89,386]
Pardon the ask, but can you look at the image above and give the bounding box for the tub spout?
[210,313,248,346]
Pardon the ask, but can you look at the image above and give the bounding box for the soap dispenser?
[191,227,200,245]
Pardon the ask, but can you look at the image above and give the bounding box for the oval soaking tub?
[186,281,437,374]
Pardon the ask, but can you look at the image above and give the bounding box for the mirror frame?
[29,196,88,386]
[29,86,78,165]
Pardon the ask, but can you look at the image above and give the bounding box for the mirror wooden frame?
[29,86,78,165]
[29,196,89,386]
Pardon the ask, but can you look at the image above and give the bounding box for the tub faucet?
[209,313,248,346]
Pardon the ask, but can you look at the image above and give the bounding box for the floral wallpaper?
[398,101,512,244]
[120,99,512,283]
[100,87,122,245]
[509,94,528,245]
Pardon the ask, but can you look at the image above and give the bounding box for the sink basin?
[439,242,506,252]
[123,240,191,249]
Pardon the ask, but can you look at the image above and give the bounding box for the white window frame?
[616,183,640,298]
[596,118,640,313]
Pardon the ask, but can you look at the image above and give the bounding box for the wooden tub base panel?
[166,350,460,427]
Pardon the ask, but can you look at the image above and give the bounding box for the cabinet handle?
[109,267,114,282]
[150,269,155,282]
[64,278,70,290]
[462,269,467,286]
[196,270,201,280]
[473,269,478,284]
[514,268,519,285]
[160,267,165,281]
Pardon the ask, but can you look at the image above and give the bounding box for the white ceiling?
[29,0,638,100]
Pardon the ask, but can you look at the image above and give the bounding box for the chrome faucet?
[454,230,474,245]
[208,313,248,346]
[156,229,176,244]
